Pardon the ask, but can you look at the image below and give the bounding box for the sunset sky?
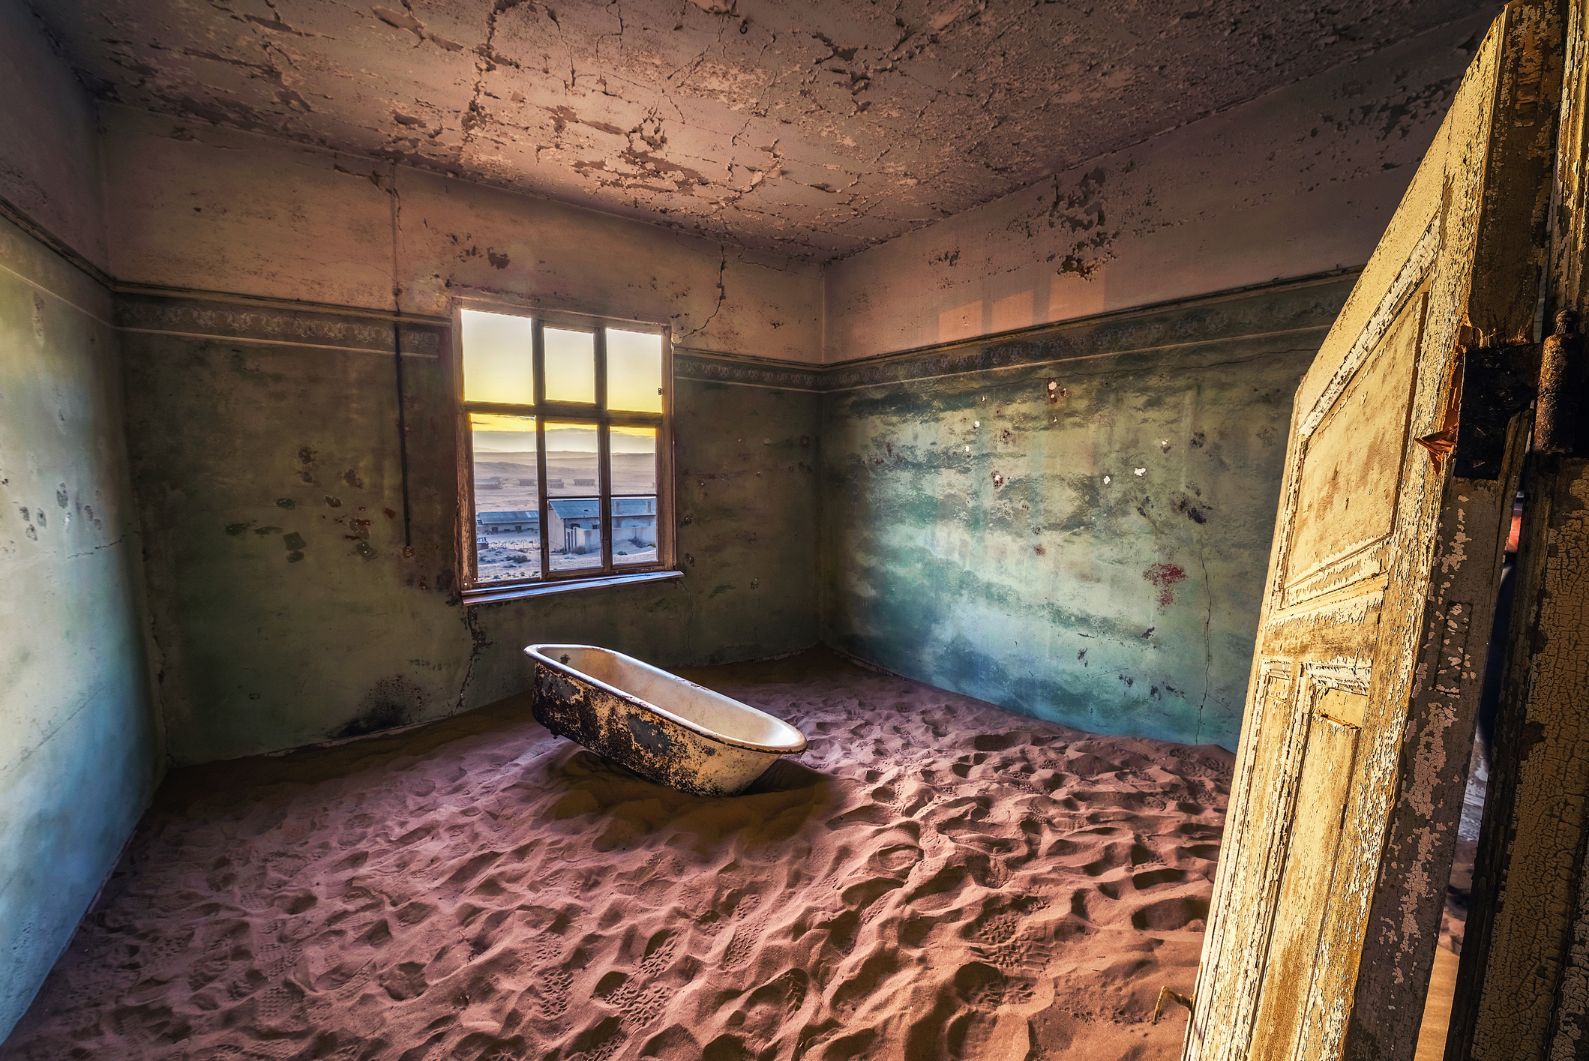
[461,309,663,415]
[469,414,656,455]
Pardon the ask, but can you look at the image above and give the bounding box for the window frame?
[452,299,676,601]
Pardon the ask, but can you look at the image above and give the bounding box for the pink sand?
[3,652,1233,1059]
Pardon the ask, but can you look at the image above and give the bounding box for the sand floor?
[3,652,1236,1060]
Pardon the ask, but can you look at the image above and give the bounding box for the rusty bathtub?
[524,644,808,796]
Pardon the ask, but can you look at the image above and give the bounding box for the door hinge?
[1417,335,1542,480]
[1452,335,1540,479]
[1534,308,1585,457]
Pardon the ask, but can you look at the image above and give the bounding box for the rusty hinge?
[1417,335,1541,479]
[1534,308,1585,457]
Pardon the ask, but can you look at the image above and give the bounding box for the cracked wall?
[101,106,822,363]
[823,13,1489,361]
[0,5,159,1039]
[31,0,1498,261]
[120,305,820,764]
[819,277,1353,747]
[92,100,825,765]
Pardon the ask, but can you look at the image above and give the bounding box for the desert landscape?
[473,450,659,580]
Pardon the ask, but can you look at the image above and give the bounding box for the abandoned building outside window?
[456,306,671,592]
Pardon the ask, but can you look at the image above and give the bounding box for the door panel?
[1184,4,1564,1059]
[1281,289,1426,610]
[1251,709,1361,1061]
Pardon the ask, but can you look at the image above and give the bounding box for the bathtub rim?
[524,643,809,755]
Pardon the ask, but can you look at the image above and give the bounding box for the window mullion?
[532,319,551,581]
[460,407,480,587]
[659,329,674,572]
[596,328,614,575]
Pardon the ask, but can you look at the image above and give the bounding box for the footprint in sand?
[1131,867,1189,890]
[560,1014,627,1061]
[905,864,974,913]
[721,894,767,971]
[378,960,428,1001]
[827,803,895,830]
[1129,894,1211,931]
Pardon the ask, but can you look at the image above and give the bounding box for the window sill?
[461,569,682,606]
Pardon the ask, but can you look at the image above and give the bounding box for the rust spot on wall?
[1144,562,1187,608]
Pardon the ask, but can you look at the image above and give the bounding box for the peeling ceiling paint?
[30,0,1495,260]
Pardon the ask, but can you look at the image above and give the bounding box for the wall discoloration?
[0,212,159,1037]
[101,107,823,363]
[819,278,1349,747]
[0,9,159,1041]
[121,295,821,764]
[823,14,1491,360]
[34,0,1494,259]
[0,1,107,268]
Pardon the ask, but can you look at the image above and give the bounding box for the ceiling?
[32,0,1494,260]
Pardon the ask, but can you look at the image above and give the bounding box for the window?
[454,304,673,597]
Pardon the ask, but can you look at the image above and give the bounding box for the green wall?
[119,278,1340,763]
[0,217,159,1033]
[819,278,1351,748]
[119,296,822,764]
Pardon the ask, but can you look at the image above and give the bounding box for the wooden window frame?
[452,299,676,602]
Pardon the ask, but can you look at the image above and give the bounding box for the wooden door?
[1184,4,1564,1059]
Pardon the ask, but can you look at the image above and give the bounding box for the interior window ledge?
[462,569,682,606]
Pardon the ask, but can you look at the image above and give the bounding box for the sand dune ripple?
[3,652,1231,1060]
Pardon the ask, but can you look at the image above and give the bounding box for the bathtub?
[524,644,808,796]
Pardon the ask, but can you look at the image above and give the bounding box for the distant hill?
[474,451,655,496]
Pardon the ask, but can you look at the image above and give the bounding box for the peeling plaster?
[822,12,1492,360]
[32,0,1496,261]
[98,106,823,362]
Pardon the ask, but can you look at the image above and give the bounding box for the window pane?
[544,327,596,405]
[606,328,664,413]
[470,413,540,583]
[545,421,602,573]
[461,310,534,405]
[611,426,658,566]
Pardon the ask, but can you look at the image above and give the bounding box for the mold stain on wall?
[819,278,1350,748]
[119,300,821,764]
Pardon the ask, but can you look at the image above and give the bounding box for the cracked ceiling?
[32,0,1495,260]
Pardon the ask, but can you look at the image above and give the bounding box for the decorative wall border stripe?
[0,211,115,326]
[115,293,444,357]
[822,272,1357,392]
[107,271,1356,391]
[0,193,113,289]
[673,350,825,391]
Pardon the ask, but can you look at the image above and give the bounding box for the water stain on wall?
[820,279,1346,747]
